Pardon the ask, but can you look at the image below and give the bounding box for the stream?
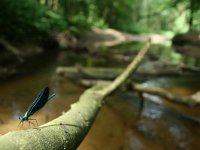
[0,44,200,150]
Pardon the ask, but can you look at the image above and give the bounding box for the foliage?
[170,0,200,31]
[95,0,132,26]
[93,0,200,33]
[0,0,67,41]
[0,0,200,42]
[57,0,106,31]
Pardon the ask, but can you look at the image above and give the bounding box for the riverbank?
[0,28,170,80]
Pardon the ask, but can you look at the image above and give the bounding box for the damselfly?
[18,87,56,127]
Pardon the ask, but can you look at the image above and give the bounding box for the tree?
[0,0,67,41]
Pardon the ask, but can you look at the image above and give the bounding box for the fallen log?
[132,83,200,106]
[75,79,200,106]
[56,66,122,80]
[56,63,200,81]
[0,43,150,149]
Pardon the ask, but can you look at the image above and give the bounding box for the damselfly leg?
[28,118,38,127]
[17,121,23,128]
[17,118,38,128]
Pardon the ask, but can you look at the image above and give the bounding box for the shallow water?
[0,65,85,133]
[0,50,200,149]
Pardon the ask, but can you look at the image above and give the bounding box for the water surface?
[0,46,200,150]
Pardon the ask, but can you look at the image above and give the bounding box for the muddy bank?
[172,32,200,59]
[0,37,58,80]
[0,28,170,80]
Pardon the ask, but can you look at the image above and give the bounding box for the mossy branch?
[0,43,150,150]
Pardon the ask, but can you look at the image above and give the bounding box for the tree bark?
[0,43,150,150]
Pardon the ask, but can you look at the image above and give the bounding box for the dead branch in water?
[0,38,23,62]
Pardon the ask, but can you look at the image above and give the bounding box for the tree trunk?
[189,0,194,31]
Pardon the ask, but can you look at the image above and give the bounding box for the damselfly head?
[19,115,25,122]
[19,112,28,121]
